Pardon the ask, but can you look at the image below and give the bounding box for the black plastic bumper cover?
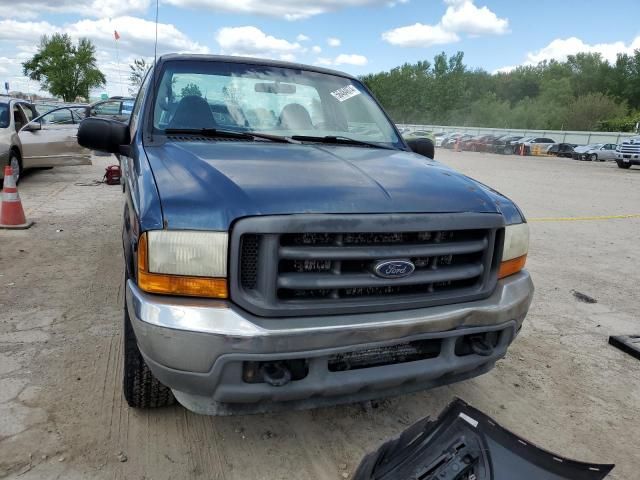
[353,398,614,480]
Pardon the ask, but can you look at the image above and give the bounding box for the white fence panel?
[397,124,638,145]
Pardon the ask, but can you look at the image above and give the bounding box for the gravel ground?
[0,150,639,479]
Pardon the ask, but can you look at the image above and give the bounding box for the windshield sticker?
[330,84,361,102]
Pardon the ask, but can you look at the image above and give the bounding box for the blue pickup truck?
[78,54,533,415]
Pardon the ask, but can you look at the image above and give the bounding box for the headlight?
[137,231,228,298]
[499,223,529,279]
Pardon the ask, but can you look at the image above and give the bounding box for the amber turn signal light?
[498,254,527,280]
[137,233,228,298]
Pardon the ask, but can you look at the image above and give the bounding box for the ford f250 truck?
[78,54,534,415]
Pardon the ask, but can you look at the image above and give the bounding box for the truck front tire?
[123,304,175,409]
[616,161,632,169]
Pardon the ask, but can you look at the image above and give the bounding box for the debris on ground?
[571,290,597,304]
[608,335,640,361]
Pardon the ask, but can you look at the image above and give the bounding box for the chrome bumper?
[126,271,533,413]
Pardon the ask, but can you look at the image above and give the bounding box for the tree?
[22,33,105,102]
[563,93,627,131]
[129,58,149,95]
[362,49,640,131]
[181,83,202,98]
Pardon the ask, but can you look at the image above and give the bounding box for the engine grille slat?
[279,238,488,260]
[277,264,484,289]
[230,214,504,317]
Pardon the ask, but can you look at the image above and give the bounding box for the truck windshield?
[152,60,402,148]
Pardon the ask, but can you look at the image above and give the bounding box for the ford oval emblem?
[374,260,415,279]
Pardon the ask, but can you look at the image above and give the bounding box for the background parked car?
[440,132,463,148]
[547,143,577,158]
[507,136,534,155]
[524,137,556,155]
[615,136,640,169]
[462,134,499,152]
[433,132,447,147]
[571,143,617,161]
[491,135,523,154]
[1,104,92,183]
[1,97,39,183]
[511,137,555,155]
[89,96,135,123]
[402,129,436,144]
[443,133,473,149]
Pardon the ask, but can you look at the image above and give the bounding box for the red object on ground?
[0,166,33,229]
[105,165,121,185]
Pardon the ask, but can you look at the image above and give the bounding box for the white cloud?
[387,0,409,6]
[0,16,207,97]
[316,57,334,66]
[0,19,56,41]
[312,45,322,54]
[296,34,310,42]
[382,0,507,47]
[493,35,640,72]
[492,65,516,74]
[0,0,149,19]
[215,26,301,59]
[335,54,368,66]
[441,0,508,36]
[383,23,459,47]
[163,0,398,20]
[315,54,368,67]
[524,36,640,65]
[327,37,341,47]
[68,16,208,56]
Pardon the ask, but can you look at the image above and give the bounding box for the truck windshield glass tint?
[152,61,401,147]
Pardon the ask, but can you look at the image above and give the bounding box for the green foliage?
[129,58,149,95]
[22,33,105,102]
[362,50,640,132]
[181,83,202,98]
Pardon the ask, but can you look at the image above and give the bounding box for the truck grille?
[619,144,640,154]
[230,214,504,317]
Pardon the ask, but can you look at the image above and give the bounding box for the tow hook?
[469,335,494,356]
[260,362,293,387]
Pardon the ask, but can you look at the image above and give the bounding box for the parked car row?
[403,129,628,166]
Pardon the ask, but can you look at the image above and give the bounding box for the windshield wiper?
[290,135,398,150]
[164,128,294,144]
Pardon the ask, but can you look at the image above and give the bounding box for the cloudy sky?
[0,0,638,97]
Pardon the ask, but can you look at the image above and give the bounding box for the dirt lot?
[1,150,639,479]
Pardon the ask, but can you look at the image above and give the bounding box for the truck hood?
[145,141,506,230]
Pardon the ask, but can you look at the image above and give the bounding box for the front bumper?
[616,152,640,165]
[127,271,533,414]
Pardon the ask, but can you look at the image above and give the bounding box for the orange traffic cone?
[0,166,33,229]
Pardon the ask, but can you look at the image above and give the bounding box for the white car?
[572,143,617,161]
[434,132,447,147]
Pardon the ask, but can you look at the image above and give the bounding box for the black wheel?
[123,303,175,408]
[503,145,513,155]
[616,161,632,169]
[589,153,598,162]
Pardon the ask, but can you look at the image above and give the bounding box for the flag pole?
[114,30,124,97]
